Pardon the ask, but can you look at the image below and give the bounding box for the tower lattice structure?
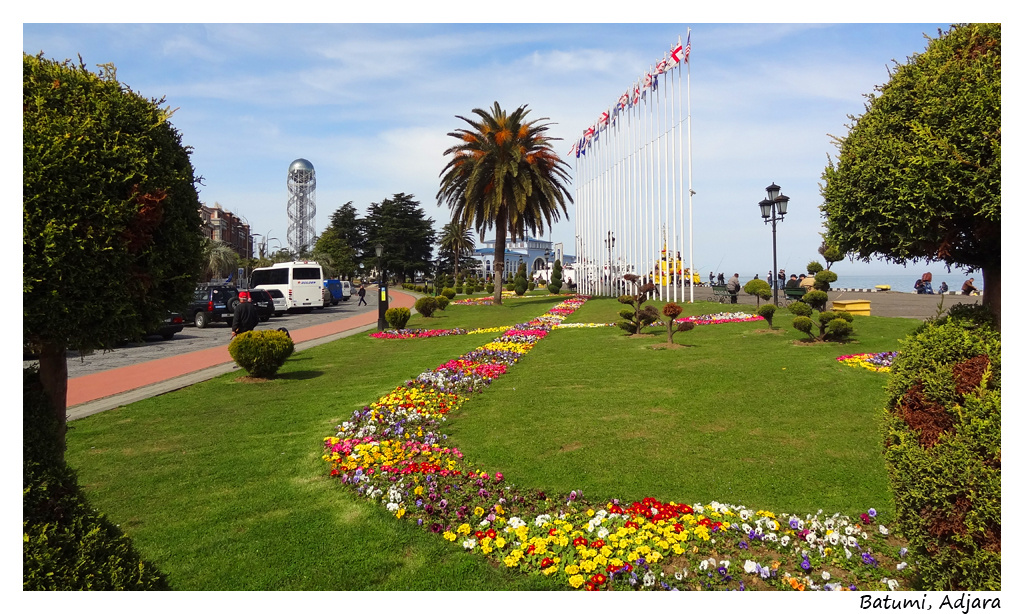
[286,158,316,254]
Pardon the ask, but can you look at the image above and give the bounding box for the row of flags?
[568,32,691,159]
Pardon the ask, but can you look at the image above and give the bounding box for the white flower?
[780,535,791,547]
[386,502,399,512]
[699,560,709,571]
[534,514,552,527]
[896,562,908,571]
[806,532,817,545]
[821,571,831,581]
[740,509,752,521]
[462,538,477,550]
[744,560,758,574]
[845,525,857,535]
[507,516,525,529]
[828,532,840,545]
[694,504,704,514]
[879,524,889,535]
[844,547,853,559]
[597,527,609,539]
[765,533,778,542]
[675,572,685,581]
[721,560,730,569]
[643,572,656,587]
[848,537,858,549]
[742,523,753,533]
[887,578,899,590]
[478,519,490,528]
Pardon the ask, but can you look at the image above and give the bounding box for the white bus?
[249,261,325,312]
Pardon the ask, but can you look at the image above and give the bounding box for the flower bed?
[325,296,914,591]
[836,352,898,373]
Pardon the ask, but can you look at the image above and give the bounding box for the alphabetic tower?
[286,158,316,254]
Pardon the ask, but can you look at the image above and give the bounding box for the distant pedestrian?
[939,281,949,294]
[357,284,367,306]
[231,291,259,338]
[961,278,978,296]
[914,279,925,294]
[726,273,741,304]
[717,272,725,285]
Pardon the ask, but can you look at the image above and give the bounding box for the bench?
[709,285,738,304]
[783,287,807,304]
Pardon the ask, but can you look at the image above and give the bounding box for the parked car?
[264,288,287,316]
[187,284,241,328]
[246,288,276,322]
[148,312,185,340]
[323,279,353,305]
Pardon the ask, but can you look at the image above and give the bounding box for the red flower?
[475,531,486,540]
[526,544,536,554]
[540,557,554,569]
[549,527,558,536]
[573,536,589,547]
[591,539,605,549]
[486,528,497,539]
[625,521,639,529]
[591,573,607,585]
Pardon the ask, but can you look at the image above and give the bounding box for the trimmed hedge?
[228,329,294,378]
[882,305,1001,590]
[23,369,170,590]
[415,296,439,317]
[385,307,411,329]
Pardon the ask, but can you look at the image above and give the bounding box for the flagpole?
[686,28,694,304]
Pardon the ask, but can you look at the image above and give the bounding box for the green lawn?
[64,294,920,590]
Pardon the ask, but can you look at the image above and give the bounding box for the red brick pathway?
[66,290,416,407]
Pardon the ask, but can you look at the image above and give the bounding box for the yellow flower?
[457,523,472,535]
[494,504,504,515]
[568,574,586,589]
[414,486,424,496]
[443,531,457,541]
[564,564,580,575]
[474,506,485,517]
[395,508,405,519]
[495,537,506,549]
[580,559,597,573]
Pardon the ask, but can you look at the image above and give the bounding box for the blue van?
[323,280,352,305]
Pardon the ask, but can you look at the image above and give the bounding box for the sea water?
[747,274,982,293]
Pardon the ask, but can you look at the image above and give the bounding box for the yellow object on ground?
[874,285,890,291]
[834,300,871,316]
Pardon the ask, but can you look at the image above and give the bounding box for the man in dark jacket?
[231,291,260,338]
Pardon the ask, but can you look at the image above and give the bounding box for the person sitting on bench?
[785,274,801,289]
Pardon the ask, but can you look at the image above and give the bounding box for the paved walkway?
[66,287,983,421]
[66,290,417,421]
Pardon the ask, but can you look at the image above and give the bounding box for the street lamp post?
[758,182,790,307]
[605,231,615,294]
[375,243,387,331]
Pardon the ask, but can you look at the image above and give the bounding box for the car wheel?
[227,298,239,314]
[194,311,209,328]
[260,315,270,322]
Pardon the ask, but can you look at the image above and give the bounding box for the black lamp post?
[605,231,615,293]
[758,182,790,307]
[375,243,387,331]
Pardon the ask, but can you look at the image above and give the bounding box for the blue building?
[470,236,574,280]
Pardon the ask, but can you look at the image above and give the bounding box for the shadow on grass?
[275,370,325,381]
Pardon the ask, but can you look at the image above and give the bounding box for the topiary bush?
[228,329,294,378]
[385,307,411,329]
[23,368,170,590]
[454,284,464,294]
[792,315,815,340]
[806,260,824,275]
[441,287,456,300]
[435,295,450,310]
[788,300,813,317]
[803,289,829,312]
[617,274,660,334]
[662,302,693,344]
[549,259,563,294]
[756,304,777,328]
[743,279,772,307]
[824,316,853,340]
[414,296,439,317]
[882,305,1000,590]
[814,269,838,292]
[528,281,536,291]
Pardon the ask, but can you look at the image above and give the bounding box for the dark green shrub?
[454,284,464,294]
[882,307,1000,590]
[504,282,514,291]
[435,295,450,310]
[756,304,777,328]
[415,296,439,317]
[228,329,295,378]
[385,307,411,329]
[441,287,457,300]
[806,260,824,275]
[814,269,838,292]
[824,317,853,340]
[804,289,829,312]
[792,315,815,339]
[743,279,772,307]
[549,259,563,294]
[485,283,495,293]
[465,284,475,296]
[788,301,813,317]
[23,369,169,590]
[528,281,536,291]
[616,275,659,334]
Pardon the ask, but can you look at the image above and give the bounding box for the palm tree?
[437,102,572,304]
[201,237,239,282]
[438,221,475,281]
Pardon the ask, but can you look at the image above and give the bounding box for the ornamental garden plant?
[228,329,294,378]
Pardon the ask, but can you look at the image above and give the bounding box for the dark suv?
[187,285,274,328]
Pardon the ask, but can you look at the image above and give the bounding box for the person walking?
[726,273,741,304]
[357,284,367,306]
[230,291,259,338]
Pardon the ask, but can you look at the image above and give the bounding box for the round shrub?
[485,283,495,293]
[803,289,829,312]
[415,296,439,317]
[514,279,528,296]
[814,269,838,292]
[454,284,464,294]
[788,301,813,317]
[465,285,475,296]
[228,329,294,378]
[806,260,824,275]
[823,317,853,340]
[743,278,772,304]
[792,315,814,338]
[435,295,450,310]
[441,287,456,300]
[756,303,777,327]
[882,307,1000,590]
[385,307,411,329]
[528,281,536,291]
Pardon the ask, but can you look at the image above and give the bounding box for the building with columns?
[470,236,574,281]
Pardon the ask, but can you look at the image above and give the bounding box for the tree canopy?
[363,193,436,282]
[437,102,573,304]
[819,24,1000,321]
[24,53,204,452]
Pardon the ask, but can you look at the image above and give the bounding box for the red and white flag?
[684,31,691,64]
[598,110,609,128]
[668,39,683,68]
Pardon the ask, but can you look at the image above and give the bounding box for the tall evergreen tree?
[363,193,436,283]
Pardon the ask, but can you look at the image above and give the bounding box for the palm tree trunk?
[493,208,508,305]
[454,246,459,282]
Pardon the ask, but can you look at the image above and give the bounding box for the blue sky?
[20,16,997,285]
